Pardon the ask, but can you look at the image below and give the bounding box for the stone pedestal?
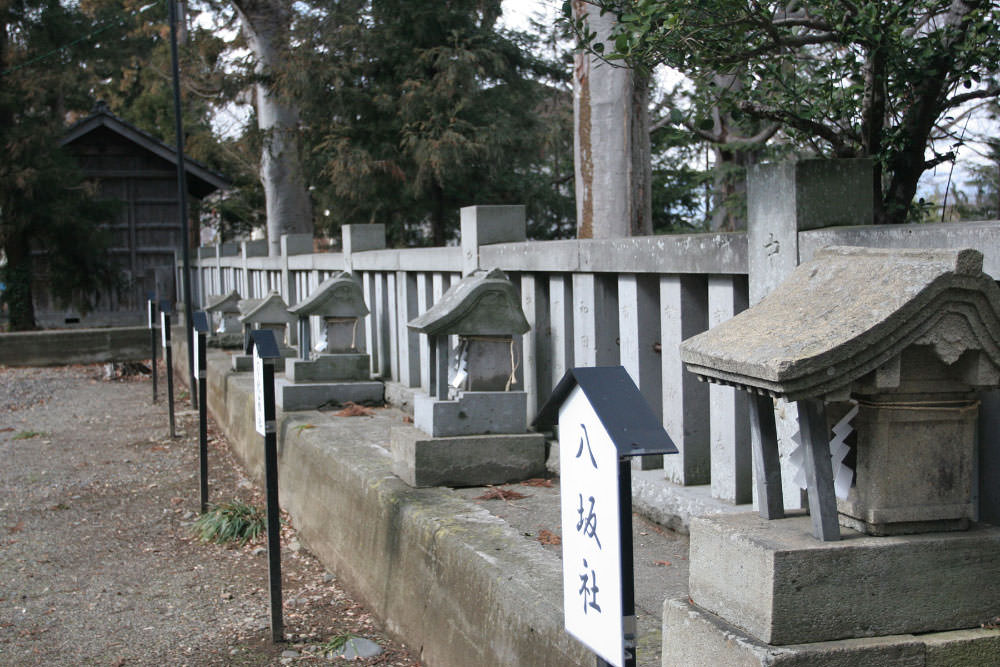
[207,332,244,349]
[680,513,1000,647]
[275,378,383,411]
[414,391,528,437]
[662,597,1000,667]
[275,353,382,411]
[231,345,296,372]
[285,354,370,383]
[390,426,545,488]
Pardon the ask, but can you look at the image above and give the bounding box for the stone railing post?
[747,158,874,509]
[342,224,386,274]
[460,205,526,276]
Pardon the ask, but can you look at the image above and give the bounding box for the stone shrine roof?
[288,273,369,319]
[238,291,294,325]
[679,246,1000,401]
[204,290,242,313]
[408,268,529,337]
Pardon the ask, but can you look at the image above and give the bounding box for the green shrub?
[191,500,266,546]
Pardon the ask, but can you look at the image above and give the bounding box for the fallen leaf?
[520,478,553,488]
[537,530,561,546]
[334,402,375,417]
[654,560,672,567]
[402,415,413,423]
[7,520,24,534]
[475,486,528,501]
[0,427,14,433]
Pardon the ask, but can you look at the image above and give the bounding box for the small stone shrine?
[231,291,296,372]
[663,246,1000,665]
[390,268,546,487]
[203,290,244,348]
[275,272,383,410]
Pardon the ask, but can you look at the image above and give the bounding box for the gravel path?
[0,364,420,666]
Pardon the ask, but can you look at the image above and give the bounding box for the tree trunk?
[233,0,313,256]
[572,1,652,239]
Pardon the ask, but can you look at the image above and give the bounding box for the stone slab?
[689,513,1000,645]
[662,597,1000,667]
[414,391,528,437]
[0,326,149,366]
[284,354,370,383]
[275,379,383,411]
[231,348,296,372]
[207,332,244,349]
[390,426,546,487]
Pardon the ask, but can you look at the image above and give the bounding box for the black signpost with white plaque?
[160,300,177,438]
[535,367,676,667]
[147,294,158,403]
[246,329,284,643]
[192,311,210,514]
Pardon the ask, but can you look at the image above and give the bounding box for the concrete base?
[284,354,370,383]
[232,347,296,372]
[207,332,244,349]
[0,326,150,366]
[390,426,546,487]
[414,390,528,437]
[688,513,1000,645]
[275,379,383,411]
[662,597,1000,667]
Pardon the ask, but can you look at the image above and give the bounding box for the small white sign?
[147,301,154,330]
[559,385,624,667]
[194,332,201,378]
[253,349,265,436]
[160,312,168,348]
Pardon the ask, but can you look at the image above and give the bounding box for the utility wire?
[1,1,160,76]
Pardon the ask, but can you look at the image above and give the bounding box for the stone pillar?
[342,224,386,273]
[747,158,874,509]
[460,205,526,276]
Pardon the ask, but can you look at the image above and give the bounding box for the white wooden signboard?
[147,300,154,330]
[194,331,201,378]
[253,349,266,436]
[558,385,624,667]
[160,311,168,348]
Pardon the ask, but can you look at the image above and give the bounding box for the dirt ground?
[0,363,421,666]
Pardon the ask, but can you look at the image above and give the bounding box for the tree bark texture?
[572,1,652,239]
[233,0,313,255]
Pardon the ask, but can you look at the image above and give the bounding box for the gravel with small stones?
[0,363,421,666]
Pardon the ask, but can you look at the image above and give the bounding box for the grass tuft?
[318,633,355,655]
[13,430,43,440]
[191,500,266,546]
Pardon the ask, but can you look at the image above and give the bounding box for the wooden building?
[35,102,230,326]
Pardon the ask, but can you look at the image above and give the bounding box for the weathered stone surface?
[390,426,545,487]
[275,379,383,411]
[0,327,149,366]
[414,391,528,437]
[284,354,370,383]
[287,273,368,319]
[680,246,1000,401]
[661,596,981,667]
[688,513,1000,645]
[239,291,295,327]
[407,268,529,337]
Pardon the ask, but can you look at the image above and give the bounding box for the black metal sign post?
[248,329,284,643]
[161,301,177,438]
[148,297,158,403]
[193,311,210,514]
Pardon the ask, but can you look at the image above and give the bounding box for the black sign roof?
[534,366,677,457]
[245,329,281,359]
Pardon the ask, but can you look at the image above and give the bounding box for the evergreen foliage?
[281,0,575,245]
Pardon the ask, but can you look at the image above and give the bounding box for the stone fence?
[181,159,1000,524]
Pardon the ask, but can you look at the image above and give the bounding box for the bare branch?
[946,86,1000,108]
